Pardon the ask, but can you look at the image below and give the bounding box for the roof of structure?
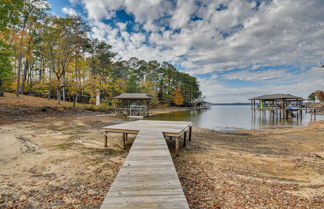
[249,94,303,100]
[114,93,151,99]
[192,99,207,103]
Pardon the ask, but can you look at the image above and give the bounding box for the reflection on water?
[146,105,323,130]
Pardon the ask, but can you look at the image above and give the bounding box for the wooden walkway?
[101,120,192,209]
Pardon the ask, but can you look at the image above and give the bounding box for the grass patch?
[67,135,81,141]
[55,142,75,150]
[100,163,115,170]
[74,125,87,129]
[82,147,126,156]
[64,130,90,135]
[85,104,113,112]
[40,105,51,112]
[45,125,75,132]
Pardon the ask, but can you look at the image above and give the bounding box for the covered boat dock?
[114,93,151,118]
[249,93,317,119]
[191,99,210,111]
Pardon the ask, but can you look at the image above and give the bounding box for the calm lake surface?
[146,105,324,131]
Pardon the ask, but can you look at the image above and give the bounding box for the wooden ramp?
[101,120,192,209]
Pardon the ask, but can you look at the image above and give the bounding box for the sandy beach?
[1,94,323,208]
[0,111,323,208]
[175,123,324,209]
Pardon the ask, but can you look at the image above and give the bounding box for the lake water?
[146,105,323,131]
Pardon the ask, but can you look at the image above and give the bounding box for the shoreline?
[0,95,323,208]
[149,106,189,115]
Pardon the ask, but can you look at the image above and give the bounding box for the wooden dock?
[101,120,192,209]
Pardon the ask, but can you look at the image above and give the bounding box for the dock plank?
[101,120,191,209]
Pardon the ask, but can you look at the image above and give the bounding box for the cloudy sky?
[48,0,324,103]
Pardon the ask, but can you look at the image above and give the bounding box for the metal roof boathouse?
[249,94,303,101]
[249,94,316,120]
[249,93,317,120]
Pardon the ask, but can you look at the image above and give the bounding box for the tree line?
[0,0,201,107]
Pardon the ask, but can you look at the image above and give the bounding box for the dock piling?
[183,131,187,147]
[104,131,108,147]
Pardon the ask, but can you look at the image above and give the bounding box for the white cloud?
[223,69,291,82]
[62,7,78,17]
[75,0,324,102]
[199,66,324,103]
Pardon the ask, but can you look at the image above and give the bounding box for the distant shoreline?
[211,103,252,105]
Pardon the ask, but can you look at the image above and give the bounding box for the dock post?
[104,131,108,147]
[175,137,180,156]
[122,133,126,149]
[189,126,192,141]
[183,131,187,147]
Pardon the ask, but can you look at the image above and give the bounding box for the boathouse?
[249,93,304,119]
[249,94,303,110]
[114,93,151,117]
[192,98,210,110]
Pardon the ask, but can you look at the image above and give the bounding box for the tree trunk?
[73,55,78,108]
[56,74,62,104]
[16,56,22,96]
[73,93,78,108]
[27,64,31,86]
[57,88,61,104]
[21,59,29,95]
[39,58,42,82]
[62,87,65,101]
[48,64,53,100]
[16,17,28,97]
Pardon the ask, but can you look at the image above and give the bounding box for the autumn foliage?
[0,0,201,106]
[173,84,184,106]
[315,90,324,102]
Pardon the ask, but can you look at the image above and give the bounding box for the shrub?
[31,83,49,98]
[40,105,50,112]
[2,80,16,93]
[89,97,96,104]
[86,104,111,112]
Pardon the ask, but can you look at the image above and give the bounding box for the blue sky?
[48,0,324,102]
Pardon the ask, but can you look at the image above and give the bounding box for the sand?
[0,115,131,208]
[174,122,324,209]
[0,93,323,208]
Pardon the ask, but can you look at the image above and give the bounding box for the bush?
[40,105,50,112]
[89,97,96,104]
[86,104,111,112]
[31,83,49,98]
[2,80,16,93]
[0,89,3,96]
